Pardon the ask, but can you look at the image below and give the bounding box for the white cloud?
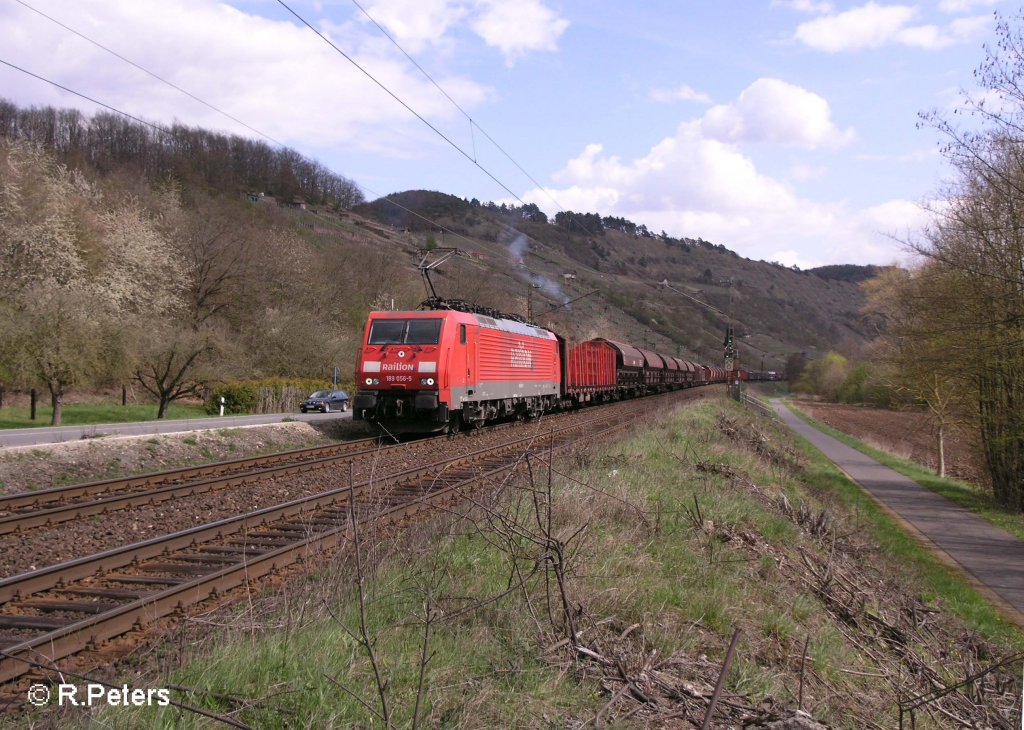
[946,14,992,40]
[360,0,569,62]
[938,0,999,12]
[772,0,835,13]
[0,0,493,154]
[650,84,712,104]
[471,0,569,64]
[861,199,930,234]
[701,78,854,149]
[770,249,816,268]
[795,3,917,51]
[794,2,989,52]
[523,82,919,266]
[359,0,468,53]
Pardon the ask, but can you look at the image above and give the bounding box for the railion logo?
[382,363,415,371]
[510,344,533,369]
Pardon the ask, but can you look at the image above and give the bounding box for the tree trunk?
[157,395,170,419]
[936,422,945,478]
[49,385,63,427]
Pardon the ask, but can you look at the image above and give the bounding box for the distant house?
[562,271,577,280]
[287,196,307,210]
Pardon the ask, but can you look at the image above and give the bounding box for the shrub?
[205,377,336,415]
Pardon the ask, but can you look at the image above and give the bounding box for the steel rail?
[0,411,603,602]
[0,409,638,685]
[0,438,408,536]
[0,436,384,514]
[0,398,637,535]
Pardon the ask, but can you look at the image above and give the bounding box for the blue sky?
[0,0,1006,267]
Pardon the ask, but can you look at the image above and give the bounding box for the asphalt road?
[773,400,1024,622]
[0,411,352,449]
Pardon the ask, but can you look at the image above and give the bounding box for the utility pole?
[725,325,742,402]
[657,278,743,400]
[526,284,541,321]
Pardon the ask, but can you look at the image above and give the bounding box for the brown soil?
[790,400,987,486]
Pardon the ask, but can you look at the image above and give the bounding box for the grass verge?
[0,402,209,429]
[787,402,1024,542]
[57,397,1022,729]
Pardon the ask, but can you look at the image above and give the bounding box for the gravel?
[0,400,673,578]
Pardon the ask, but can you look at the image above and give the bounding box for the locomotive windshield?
[368,318,442,345]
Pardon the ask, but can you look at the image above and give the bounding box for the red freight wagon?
[663,355,681,387]
[638,349,665,387]
[567,340,617,401]
[353,309,562,433]
[680,360,697,384]
[602,340,645,390]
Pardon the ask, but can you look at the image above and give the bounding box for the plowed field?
[791,400,987,487]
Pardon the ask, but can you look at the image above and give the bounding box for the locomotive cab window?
[368,318,442,345]
[459,324,466,344]
[406,318,442,344]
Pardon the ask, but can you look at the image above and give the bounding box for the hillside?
[0,99,873,412]
[354,190,874,371]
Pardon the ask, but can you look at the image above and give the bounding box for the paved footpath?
[772,400,1024,622]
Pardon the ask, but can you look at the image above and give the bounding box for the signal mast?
[659,279,744,401]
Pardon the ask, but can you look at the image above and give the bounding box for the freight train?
[352,303,739,434]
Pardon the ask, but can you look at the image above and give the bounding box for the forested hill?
[355,190,876,370]
[1,99,874,424]
[808,264,885,283]
[0,99,363,209]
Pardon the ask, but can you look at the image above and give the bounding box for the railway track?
[0,436,389,536]
[0,403,649,687]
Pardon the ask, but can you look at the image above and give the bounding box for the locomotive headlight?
[365,377,379,385]
[420,377,435,386]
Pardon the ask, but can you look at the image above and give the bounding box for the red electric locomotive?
[352,308,563,433]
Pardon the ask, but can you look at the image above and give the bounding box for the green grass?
[787,403,1024,542]
[74,398,1023,729]
[0,402,209,429]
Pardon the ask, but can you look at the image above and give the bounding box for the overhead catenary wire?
[349,0,474,128]
[348,0,604,239]
[0,58,172,136]
[2,5,588,298]
[12,0,286,148]
[0,52,532,261]
[275,0,530,208]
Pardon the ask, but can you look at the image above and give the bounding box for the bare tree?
[915,12,1024,507]
[132,322,222,419]
[862,266,970,477]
